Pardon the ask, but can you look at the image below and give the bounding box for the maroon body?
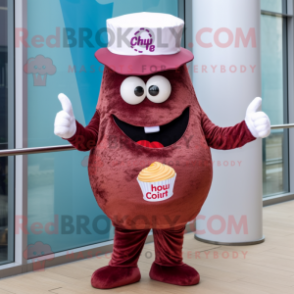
[69,65,255,230]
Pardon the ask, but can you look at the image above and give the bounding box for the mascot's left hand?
[245,97,271,138]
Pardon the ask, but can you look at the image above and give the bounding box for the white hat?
[106,12,184,56]
[95,12,194,75]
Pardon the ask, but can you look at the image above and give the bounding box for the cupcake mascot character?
[54,13,271,289]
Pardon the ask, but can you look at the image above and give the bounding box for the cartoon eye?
[120,76,146,105]
[34,65,38,69]
[42,65,46,69]
[146,75,172,103]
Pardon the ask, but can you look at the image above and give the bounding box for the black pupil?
[149,85,160,96]
[134,86,144,97]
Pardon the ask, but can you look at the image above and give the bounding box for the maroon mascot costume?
[54,12,271,289]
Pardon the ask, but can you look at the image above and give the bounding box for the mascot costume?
[54,13,271,289]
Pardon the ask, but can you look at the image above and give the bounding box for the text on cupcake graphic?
[24,55,56,86]
[137,162,177,202]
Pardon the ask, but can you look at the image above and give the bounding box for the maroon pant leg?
[153,225,186,267]
[109,226,150,267]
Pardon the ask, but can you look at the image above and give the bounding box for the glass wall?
[0,0,14,265]
[261,0,283,14]
[261,0,289,197]
[25,0,180,258]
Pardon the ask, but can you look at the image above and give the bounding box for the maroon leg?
[91,226,150,289]
[150,225,200,286]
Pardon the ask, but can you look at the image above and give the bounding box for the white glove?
[245,97,271,138]
[54,93,77,139]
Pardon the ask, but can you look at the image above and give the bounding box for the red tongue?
[137,140,164,149]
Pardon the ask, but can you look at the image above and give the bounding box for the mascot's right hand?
[54,93,77,139]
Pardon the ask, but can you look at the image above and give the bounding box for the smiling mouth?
[113,107,190,148]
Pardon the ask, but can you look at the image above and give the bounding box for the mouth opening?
[113,107,190,148]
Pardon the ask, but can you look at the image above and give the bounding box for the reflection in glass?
[263,132,288,196]
[27,150,114,258]
[261,15,283,125]
[261,0,283,13]
[261,14,289,197]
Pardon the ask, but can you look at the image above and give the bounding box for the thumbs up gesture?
[245,97,271,138]
[54,93,77,139]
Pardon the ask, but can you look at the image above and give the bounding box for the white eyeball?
[146,75,172,104]
[120,76,146,105]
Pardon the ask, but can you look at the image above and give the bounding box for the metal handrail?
[261,10,293,18]
[270,123,294,130]
[0,124,293,157]
[0,145,75,157]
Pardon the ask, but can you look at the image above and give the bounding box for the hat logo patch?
[130,28,156,54]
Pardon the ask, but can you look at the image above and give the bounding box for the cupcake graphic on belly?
[137,162,177,202]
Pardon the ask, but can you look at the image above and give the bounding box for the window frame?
[263,0,294,205]
[261,0,290,198]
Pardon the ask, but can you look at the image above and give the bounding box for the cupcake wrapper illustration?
[137,174,177,202]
